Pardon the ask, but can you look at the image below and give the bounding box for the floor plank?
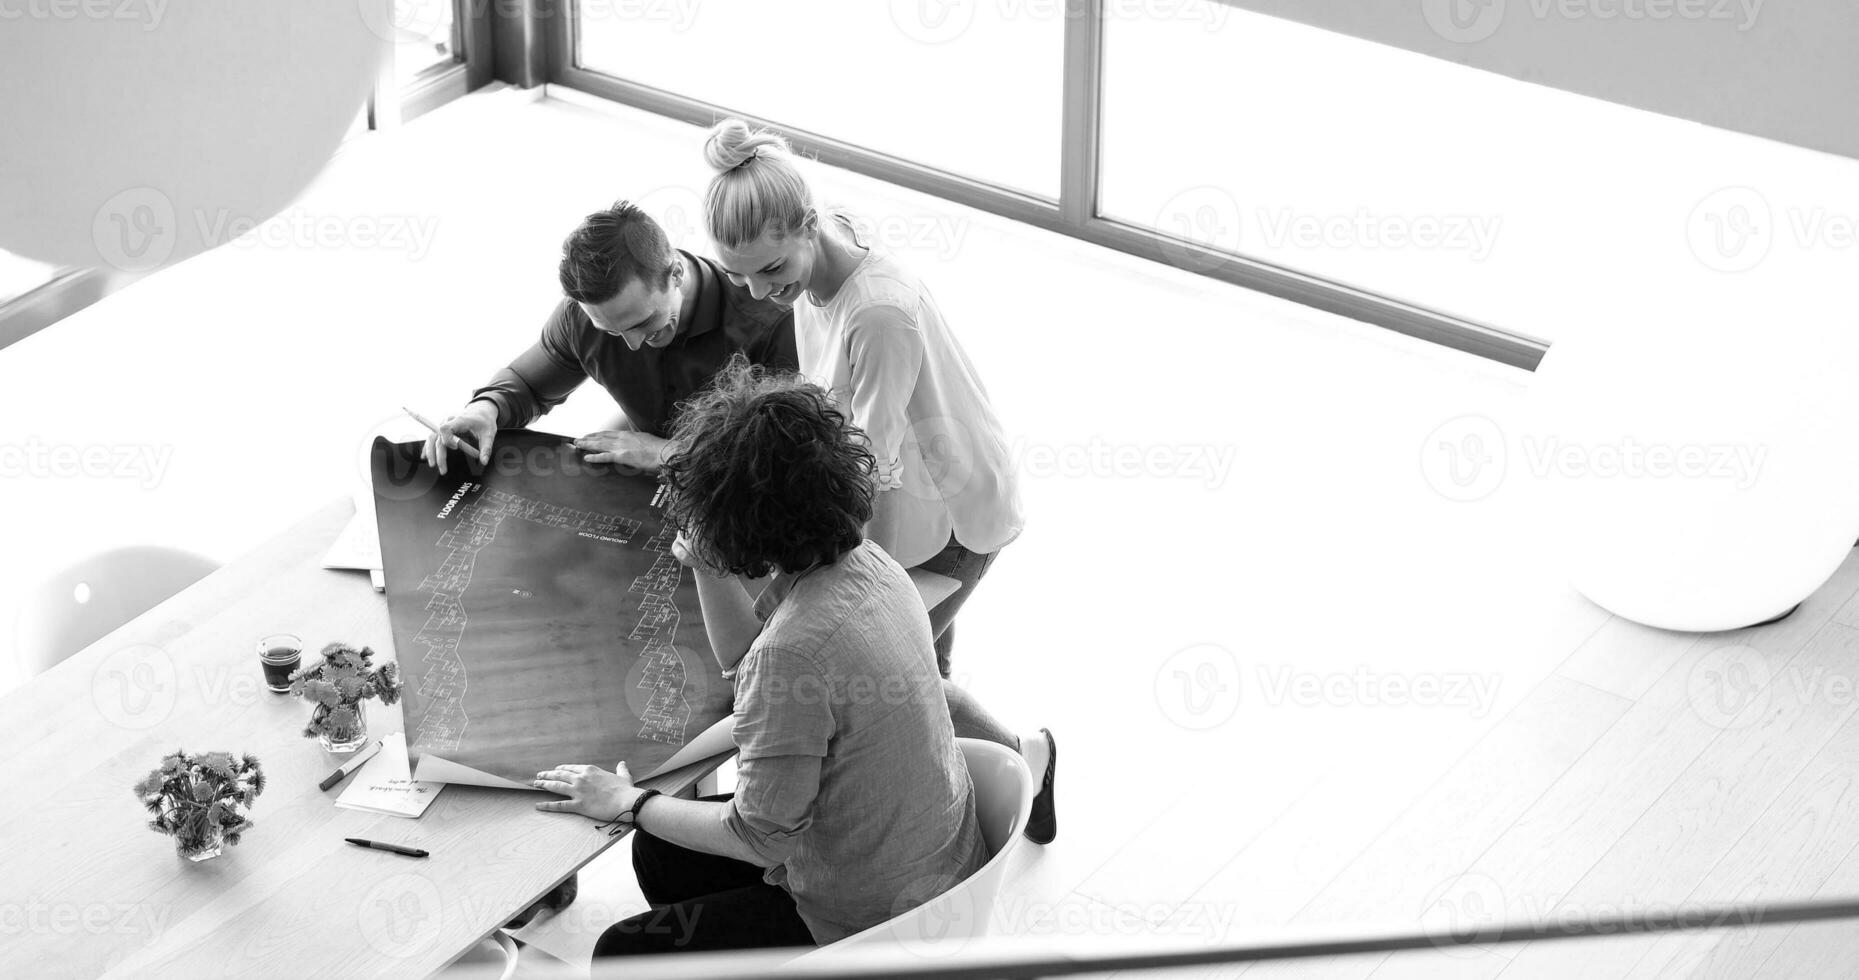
[1494,620,1859,979]
[1723,839,1859,979]
[1621,703,1859,976]
[1243,675,1631,980]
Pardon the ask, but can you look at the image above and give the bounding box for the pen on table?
[318,738,383,791]
[650,483,667,508]
[346,838,429,858]
[403,405,488,463]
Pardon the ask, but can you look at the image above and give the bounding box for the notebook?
[334,732,444,818]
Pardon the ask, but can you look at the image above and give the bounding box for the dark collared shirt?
[469,251,796,438]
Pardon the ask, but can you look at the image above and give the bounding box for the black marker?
[319,739,383,791]
[345,837,429,858]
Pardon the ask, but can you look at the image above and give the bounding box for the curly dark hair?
[662,357,875,578]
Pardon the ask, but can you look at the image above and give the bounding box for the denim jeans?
[911,535,999,678]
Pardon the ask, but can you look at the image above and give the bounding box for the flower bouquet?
[290,642,401,752]
[133,750,265,861]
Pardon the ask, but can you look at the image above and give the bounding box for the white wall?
[1232,0,1859,160]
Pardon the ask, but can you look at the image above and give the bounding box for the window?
[576,0,1065,197]
[1096,6,1852,346]
[392,0,463,87]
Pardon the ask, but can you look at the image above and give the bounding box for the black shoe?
[1023,728,1057,845]
[505,872,578,929]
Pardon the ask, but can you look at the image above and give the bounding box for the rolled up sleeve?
[722,644,834,867]
[722,755,825,867]
[844,306,924,492]
[469,301,590,428]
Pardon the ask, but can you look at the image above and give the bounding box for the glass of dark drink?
[258,634,303,693]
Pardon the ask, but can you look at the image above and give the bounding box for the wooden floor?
[1202,550,1859,979]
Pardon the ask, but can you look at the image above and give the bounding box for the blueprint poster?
[370,432,730,786]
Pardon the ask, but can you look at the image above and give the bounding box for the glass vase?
[316,700,369,753]
[182,824,224,862]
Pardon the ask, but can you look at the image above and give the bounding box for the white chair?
[14,546,219,676]
[815,738,1036,956]
[441,930,520,980]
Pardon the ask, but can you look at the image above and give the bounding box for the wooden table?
[0,499,727,979]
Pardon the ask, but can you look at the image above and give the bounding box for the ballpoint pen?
[345,837,429,858]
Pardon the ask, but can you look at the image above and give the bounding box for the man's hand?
[533,762,639,822]
[420,401,497,475]
[575,430,669,474]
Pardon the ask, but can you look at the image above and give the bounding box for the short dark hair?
[558,201,677,305]
[662,357,875,579]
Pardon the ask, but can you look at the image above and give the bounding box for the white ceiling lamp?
[0,1,388,273]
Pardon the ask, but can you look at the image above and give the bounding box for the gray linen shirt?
[721,540,987,943]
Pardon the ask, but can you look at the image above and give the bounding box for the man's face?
[581,266,684,351]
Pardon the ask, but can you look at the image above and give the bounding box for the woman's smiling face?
[716,227,816,306]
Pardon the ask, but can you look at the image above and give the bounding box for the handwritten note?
[334,732,443,818]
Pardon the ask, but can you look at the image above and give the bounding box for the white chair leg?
[491,929,520,980]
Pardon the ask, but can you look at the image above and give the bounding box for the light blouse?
[794,213,1024,567]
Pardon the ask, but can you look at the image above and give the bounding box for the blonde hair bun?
[703,117,792,173]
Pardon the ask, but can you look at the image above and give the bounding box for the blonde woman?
[699,119,1055,843]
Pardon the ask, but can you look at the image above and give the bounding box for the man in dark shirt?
[425,201,796,929]
[421,201,796,474]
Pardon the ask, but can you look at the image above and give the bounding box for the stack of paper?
[324,498,386,592]
[335,732,444,818]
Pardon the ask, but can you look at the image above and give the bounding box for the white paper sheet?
[335,732,444,817]
[411,752,538,790]
[323,501,382,571]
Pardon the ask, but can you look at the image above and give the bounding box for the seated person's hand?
[533,762,638,822]
[670,531,733,580]
[671,531,698,567]
[420,402,496,475]
[574,430,668,473]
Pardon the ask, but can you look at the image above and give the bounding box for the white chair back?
[819,738,1036,955]
[15,546,218,676]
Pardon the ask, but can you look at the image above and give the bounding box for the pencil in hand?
[404,405,490,464]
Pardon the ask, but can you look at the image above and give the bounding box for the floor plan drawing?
[371,432,731,785]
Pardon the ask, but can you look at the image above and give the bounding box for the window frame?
[376,0,496,128]
[543,0,1545,370]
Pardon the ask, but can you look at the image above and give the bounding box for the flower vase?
[315,700,369,753]
[182,824,224,862]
